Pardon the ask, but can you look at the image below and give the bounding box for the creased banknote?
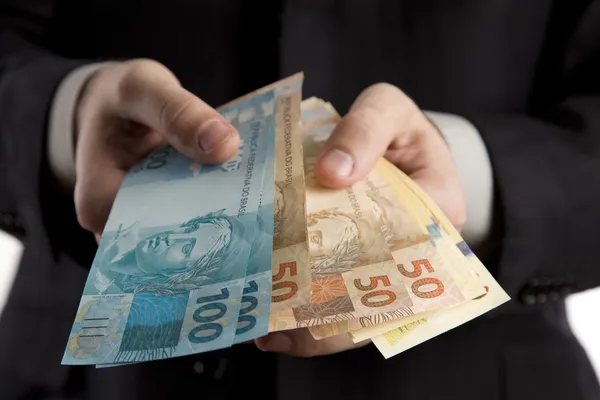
[270,76,311,311]
[370,161,510,358]
[298,102,473,340]
[311,170,470,340]
[226,74,312,313]
[269,134,413,331]
[63,80,509,366]
[372,250,509,358]
[348,159,488,342]
[300,97,341,127]
[62,86,276,366]
[230,98,276,345]
[228,75,309,342]
[377,159,488,300]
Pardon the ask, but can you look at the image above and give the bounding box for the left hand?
[255,83,466,357]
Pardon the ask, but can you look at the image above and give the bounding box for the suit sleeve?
[462,2,600,298]
[0,2,98,261]
[425,111,495,250]
[48,62,109,191]
[0,1,106,387]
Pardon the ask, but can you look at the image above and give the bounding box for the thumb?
[118,61,240,164]
[314,83,419,188]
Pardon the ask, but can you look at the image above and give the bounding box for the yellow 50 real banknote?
[269,134,415,331]
[297,102,478,341]
[348,159,488,342]
[369,160,510,357]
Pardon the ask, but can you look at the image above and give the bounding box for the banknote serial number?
[364,177,380,198]
[283,96,294,188]
[346,187,363,219]
[237,121,260,217]
[305,157,316,179]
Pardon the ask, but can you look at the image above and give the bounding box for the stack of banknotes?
[61,73,510,367]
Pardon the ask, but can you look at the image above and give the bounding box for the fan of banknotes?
[61,73,510,367]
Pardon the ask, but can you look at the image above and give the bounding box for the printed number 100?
[236,281,259,335]
[188,288,229,343]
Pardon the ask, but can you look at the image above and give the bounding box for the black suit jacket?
[1,1,599,399]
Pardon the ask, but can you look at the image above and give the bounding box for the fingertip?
[195,119,240,164]
[314,147,358,188]
[254,333,292,353]
[254,336,269,352]
[314,167,351,189]
[74,166,125,235]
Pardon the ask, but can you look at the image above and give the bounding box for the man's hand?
[74,59,240,236]
[255,327,371,357]
[256,83,466,357]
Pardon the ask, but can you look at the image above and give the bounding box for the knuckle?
[116,59,175,105]
[343,108,382,138]
[359,82,401,103]
[367,82,408,101]
[368,82,398,93]
[361,82,414,111]
[158,93,197,137]
[124,58,169,79]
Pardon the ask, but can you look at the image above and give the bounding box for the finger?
[314,83,417,188]
[255,329,369,357]
[75,124,165,235]
[116,60,240,164]
[75,163,126,235]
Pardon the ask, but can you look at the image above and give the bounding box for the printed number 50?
[397,259,445,299]
[272,262,297,302]
[353,275,397,308]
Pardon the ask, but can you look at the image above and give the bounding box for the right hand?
[74,59,240,238]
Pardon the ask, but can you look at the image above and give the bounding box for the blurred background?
[1,228,599,380]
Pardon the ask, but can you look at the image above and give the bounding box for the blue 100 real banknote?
[231,73,304,344]
[61,87,278,366]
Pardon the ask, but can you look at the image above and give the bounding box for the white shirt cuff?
[47,62,110,191]
[424,111,495,249]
